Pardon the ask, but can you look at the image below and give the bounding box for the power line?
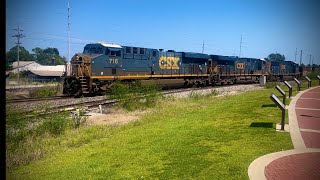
[309,54,312,65]
[202,40,204,53]
[294,48,297,63]
[12,25,25,85]
[67,0,71,62]
[239,34,242,57]
[299,49,302,65]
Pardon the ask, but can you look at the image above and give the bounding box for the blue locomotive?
[63,42,300,96]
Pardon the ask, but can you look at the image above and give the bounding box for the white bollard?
[99,105,102,113]
[260,76,266,86]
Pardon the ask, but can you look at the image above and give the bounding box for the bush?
[70,107,88,128]
[6,105,71,169]
[35,115,69,136]
[29,85,61,97]
[265,82,277,89]
[207,89,219,96]
[109,81,161,110]
[188,91,201,99]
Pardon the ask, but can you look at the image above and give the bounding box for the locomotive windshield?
[83,45,104,54]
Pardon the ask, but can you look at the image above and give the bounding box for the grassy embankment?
[6,82,304,179]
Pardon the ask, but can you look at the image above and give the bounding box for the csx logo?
[236,63,245,69]
[159,56,180,70]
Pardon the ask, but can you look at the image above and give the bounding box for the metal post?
[281,109,285,130]
[284,81,292,98]
[289,87,292,98]
[276,85,286,105]
[294,78,300,92]
[305,76,311,88]
[270,93,286,131]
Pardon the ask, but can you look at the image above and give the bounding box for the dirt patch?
[85,108,147,126]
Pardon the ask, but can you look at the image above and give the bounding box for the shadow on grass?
[250,122,274,128]
[261,104,277,108]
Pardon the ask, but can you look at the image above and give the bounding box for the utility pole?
[67,0,71,62]
[294,48,297,63]
[239,34,243,57]
[299,50,302,65]
[12,25,25,86]
[202,40,204,53]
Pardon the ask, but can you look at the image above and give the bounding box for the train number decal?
[159,56,180,70]
[109,58,118,64]
[236,63,245,70]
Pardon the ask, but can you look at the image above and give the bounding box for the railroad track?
[6,96,71,104]
[8,83,258,118]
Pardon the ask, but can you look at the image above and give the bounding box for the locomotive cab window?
[133,47,138,54]
[107,48,121,56]
[140,48,145,54]
[125,47,131,54]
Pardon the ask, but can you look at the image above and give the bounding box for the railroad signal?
[269,93,285,131]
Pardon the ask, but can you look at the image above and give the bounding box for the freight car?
[63,42,300,97]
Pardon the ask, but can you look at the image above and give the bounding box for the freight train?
[63,42,300,97]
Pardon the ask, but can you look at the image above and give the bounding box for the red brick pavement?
[296,87,320,147]
[264,86,320,179]
[265,152,320,180]
[296,109,320,130]
[296,99,320,109]
[300,131,320,148]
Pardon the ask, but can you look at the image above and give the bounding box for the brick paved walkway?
[264,86,320,179]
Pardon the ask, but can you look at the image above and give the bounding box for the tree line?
[6,45,67,70]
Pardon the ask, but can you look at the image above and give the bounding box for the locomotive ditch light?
[283,81,292,98]
[276,85,286,105]
[305,76,311,88]
[269,93,285,131]
[293,78,301,92]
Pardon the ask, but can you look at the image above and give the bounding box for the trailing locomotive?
[63,42,300,96]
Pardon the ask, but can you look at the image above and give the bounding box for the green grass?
[306,71,320,80]
[7,88,296,179]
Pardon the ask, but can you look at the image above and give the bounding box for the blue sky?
[6,0,320,65]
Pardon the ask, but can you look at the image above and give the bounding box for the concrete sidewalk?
[248,86,320,180]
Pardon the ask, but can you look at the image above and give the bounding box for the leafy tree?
[265,53,286,61]
[43,47,59,55]
[6,45,34,70]
[32,47,66,65]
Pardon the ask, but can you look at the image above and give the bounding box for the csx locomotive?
[63,42,300,96]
